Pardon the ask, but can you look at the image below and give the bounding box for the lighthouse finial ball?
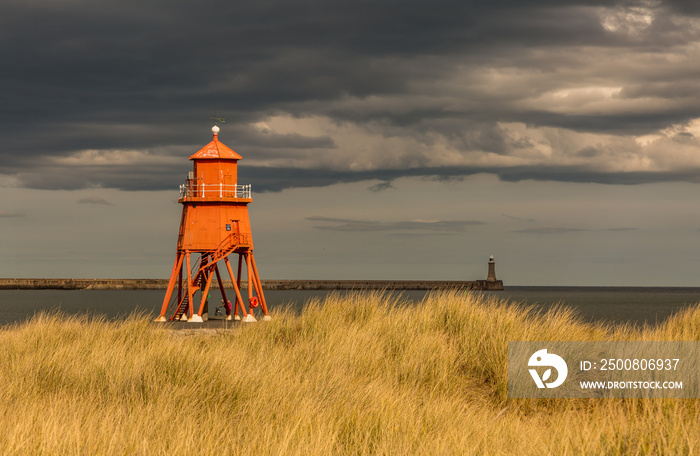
[212,125,220,136]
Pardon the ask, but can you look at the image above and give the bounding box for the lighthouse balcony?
[178,180,252,202]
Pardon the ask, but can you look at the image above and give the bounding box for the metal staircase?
[171,294,191,321]
[169,234,244,321]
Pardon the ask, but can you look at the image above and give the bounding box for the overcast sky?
[3,0,700,285]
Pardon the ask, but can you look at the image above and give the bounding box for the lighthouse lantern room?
[156,124,269,323]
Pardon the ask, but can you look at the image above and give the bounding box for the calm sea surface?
[0,286,699,327]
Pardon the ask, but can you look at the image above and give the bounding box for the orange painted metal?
[214,265,230,315]
[185,252,194,318]
[246,253,253,313]
[224,256,248,318]
[251,255,269,315]
[158,127,269,321]
[161,252,183,314]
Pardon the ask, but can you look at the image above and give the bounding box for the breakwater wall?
[261,280,504,291]
[0,278,503,291]
[0,279,167,290]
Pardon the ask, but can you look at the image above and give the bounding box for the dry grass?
[0,290,698,455]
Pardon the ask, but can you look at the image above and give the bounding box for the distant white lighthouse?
[487,255,497,283]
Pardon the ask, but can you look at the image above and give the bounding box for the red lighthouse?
[156,125,269,323]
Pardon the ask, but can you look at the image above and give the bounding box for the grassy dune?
[0,290,698,455]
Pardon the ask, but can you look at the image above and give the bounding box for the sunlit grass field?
[0,290,698,455]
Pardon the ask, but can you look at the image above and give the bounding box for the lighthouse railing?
[179,180,251,199]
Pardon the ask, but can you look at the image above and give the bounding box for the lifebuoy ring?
[249,297,259,308]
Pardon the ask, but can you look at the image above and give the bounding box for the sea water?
[0,287,699,327]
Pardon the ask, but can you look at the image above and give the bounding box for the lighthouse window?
[226,224,231,231]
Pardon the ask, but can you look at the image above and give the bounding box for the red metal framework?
[156,125,269,323]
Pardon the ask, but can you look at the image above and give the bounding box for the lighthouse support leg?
[250,253,270,319]
[177,266,182,313]
[243,253,257,322]
[237,254,243,295]
[185,252,197,321]
[156,251,183,321]
[224,256,248,320]
[214,264,231,319]
[196,265,215,319]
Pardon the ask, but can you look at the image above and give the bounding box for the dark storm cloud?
[245,164,700,193]
[513,227,590,234]
[514,226,638,234]
[76,197,114,205]
[0,211,24,217]
[6,160,187,191]
[7,160,700,193]
[502,214,536,223]
[307,216,484,233]
[2,0,700,191]
[664,0,700,14]
[368,181,393,192]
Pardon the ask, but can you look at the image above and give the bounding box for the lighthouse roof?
[189,127,242,160]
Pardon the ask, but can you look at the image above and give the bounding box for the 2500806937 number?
[599,359,680,371]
